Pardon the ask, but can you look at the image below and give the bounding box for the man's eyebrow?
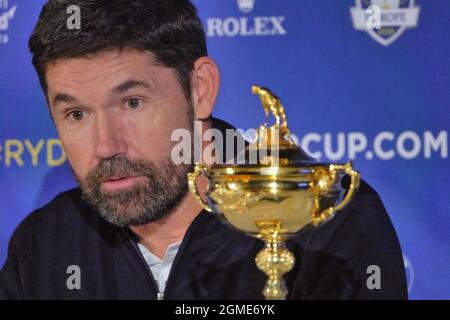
[52,93,78,107]
[51,79,152,108]
[111,79,152,95]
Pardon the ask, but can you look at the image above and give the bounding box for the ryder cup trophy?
[188,85,360,300]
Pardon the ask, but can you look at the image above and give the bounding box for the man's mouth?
[101,176,145,191]
[103,176,136,182]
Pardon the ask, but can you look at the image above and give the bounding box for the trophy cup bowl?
[188,86,360,300]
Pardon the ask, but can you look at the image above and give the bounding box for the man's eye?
[68,110,84,121]
[126,98,142,109]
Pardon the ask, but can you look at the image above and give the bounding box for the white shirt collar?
[137,241,182,293]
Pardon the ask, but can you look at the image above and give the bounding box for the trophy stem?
[255,228,295,300]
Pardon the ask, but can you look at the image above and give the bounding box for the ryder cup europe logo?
[237,0,255,13]
[350,0,420,46]
[0,0,16,45]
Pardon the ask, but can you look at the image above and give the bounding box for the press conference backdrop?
[0,0,448,299]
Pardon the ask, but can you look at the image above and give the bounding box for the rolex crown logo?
[237,0,255,13]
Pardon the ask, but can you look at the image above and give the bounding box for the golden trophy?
[188,85,360,300]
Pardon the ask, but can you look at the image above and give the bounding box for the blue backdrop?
[0,0,448,299]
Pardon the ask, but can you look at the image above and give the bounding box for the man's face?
[45,49,194,226]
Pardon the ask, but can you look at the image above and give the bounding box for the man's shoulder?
[19,188,83,229]
[338,178,393,239]
[8,188,91,253]
[290,179,408,299]
[298,178,399,254]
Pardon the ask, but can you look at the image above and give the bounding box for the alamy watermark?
[66,5,81,30]
[366,5,381,30]
[170,121,280,166]
[366,265,381,290]
[66,265,81,290]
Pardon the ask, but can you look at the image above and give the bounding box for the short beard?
[79,156,194,227]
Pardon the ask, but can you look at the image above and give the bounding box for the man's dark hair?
[29,0,207,99]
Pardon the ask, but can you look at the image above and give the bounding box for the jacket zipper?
[123,210,211,300]
[162,211,210,299]
[121,228,161,298]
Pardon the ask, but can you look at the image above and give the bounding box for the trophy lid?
[213,85,325,169]
[226,125,313,167]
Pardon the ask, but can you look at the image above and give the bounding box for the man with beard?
[0,0,407,299]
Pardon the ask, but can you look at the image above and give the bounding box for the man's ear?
[190,57,220,120]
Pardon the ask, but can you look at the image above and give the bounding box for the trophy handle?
[312,162,360,225]
[187,163,213,212]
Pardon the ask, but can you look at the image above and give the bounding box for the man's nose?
[94,113,127,160]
